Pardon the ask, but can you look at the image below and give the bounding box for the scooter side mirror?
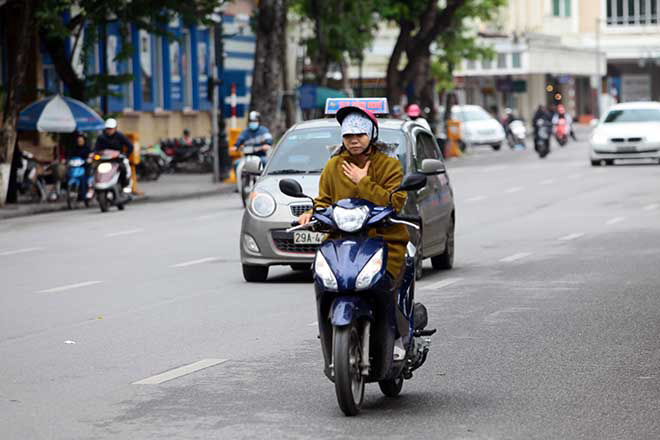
[243,156,262,175]
[420,158,446,175]
[279,178,307,198]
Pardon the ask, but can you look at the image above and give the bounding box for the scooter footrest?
[414,328,437,337]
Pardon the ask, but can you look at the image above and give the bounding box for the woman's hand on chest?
[342,160,371,185]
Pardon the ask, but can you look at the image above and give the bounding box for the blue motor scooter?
[65,157,91,209]
[279,174,436,416]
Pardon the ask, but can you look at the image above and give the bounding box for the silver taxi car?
[239,113,455,282]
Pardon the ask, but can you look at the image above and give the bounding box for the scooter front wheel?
[334,323,365,416]
[98,191,109,212]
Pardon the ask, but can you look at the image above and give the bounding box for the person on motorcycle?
[93,118,133,191]
[298,106,409,283]
[181,129,193,146]
[66,132,92,200]
[234,111,273,167]
[533,105,552,133]
[552,104,577,141]
[405,103,432,132]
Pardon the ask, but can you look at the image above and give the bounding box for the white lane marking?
[422,277,463,291]
[500,252,532,263]
[133,359,228,385]
[643,203,659,211]
[505,186,523,194]
[605,216,625,225]
[0,247,43,257]
[105,228,143,237]
[558,233,584,242]
[38,280,102,294]
[465,195,487,203]
[170,257,223,268]
[539,179,554,185]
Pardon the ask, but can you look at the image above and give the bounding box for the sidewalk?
[0,173,234,220]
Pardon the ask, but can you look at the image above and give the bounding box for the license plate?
[293,231,327,244]
[618,146,636,153]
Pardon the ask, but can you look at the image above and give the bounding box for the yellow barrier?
[224,127,244,184]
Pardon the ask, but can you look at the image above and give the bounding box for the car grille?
[271,230,319,254]
[611,137,643,143]
[290,204,313,217]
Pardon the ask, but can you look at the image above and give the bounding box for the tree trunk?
[0,0,37,206]
[279,17,296,129]
[250,0,289,139]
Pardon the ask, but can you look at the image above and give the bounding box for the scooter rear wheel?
[334,323,365,416]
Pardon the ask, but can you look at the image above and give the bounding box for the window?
[607,0,656,25]
[512,52,522,68]
[154,37,164,110]
[467,59,476,70]
[482,58,492,70]
[603,108,660,123]
[497,53,507,69]
[182,29,193,109]
[553,0,571,17]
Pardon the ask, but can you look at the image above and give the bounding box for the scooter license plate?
[293,231,327,244]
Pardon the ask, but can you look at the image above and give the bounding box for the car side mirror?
[396,173,427,192]
[279,178,307,198]
[243,156,262,175]
[420,158,446,175]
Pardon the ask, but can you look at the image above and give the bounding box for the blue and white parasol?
[18,94,105,133]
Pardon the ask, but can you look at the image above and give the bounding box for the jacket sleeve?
[356,159,406,211]
[313,161,335,210]
[234,130,247,147]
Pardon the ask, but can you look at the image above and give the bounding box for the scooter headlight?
[314,251,337,290]
[97,162,112,173]
[332,206,369,233]
[355,248,384,290]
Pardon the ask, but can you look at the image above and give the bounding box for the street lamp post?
[595,17,602,119]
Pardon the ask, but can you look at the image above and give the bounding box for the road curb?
[0,183,235,220]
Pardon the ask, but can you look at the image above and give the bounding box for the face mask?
[248,122,259,130]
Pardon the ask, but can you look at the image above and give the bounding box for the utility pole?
[595,17,602,118]
[210,12,231,182]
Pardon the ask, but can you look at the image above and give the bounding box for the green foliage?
[35,0,220,101]
[431,0,507,93]
[291,0,379,82]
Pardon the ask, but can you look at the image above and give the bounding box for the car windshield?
[456,108,491,122]
[266,127,408,174]
[604,108,660,123]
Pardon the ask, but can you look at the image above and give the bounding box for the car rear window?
[604,108,660,123]
[266,127,408,175]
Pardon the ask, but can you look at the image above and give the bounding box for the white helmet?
[248,111,260,122]
[105,118,118,129]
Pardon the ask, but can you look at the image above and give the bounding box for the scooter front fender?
[330,296,374,327]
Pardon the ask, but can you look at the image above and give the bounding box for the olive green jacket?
[314,147,409,277]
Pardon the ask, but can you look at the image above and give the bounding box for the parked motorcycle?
[162,137,212,173]
[534,119,552,159]
[137,144,169,181]
[279,174,435,416]
[507,120,527,150]
[92,149,130,212]
[16,150,46,203]
[65,157,92,209]
[554,118,568,147]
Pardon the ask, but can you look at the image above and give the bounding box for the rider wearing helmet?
[298,106,409,280]
[234,111,273,166]
[552,104,576,140]
[405,103,432,131]
[94,118,133,190]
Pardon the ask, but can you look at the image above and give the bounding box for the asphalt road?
[1,134,659,439]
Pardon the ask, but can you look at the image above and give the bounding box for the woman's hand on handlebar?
[298,212,312,226]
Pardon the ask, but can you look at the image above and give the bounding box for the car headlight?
[591,133,608,145]
[250,192,276,218]
[314,251,337,290]
[355,248,384,290]
[97,162,112,173]
[332,206,369,233]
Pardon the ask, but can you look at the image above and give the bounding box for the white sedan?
[450,105,506,151]
[590,101,660,166]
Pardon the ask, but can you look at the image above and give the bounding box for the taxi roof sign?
[324,98,389,116]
